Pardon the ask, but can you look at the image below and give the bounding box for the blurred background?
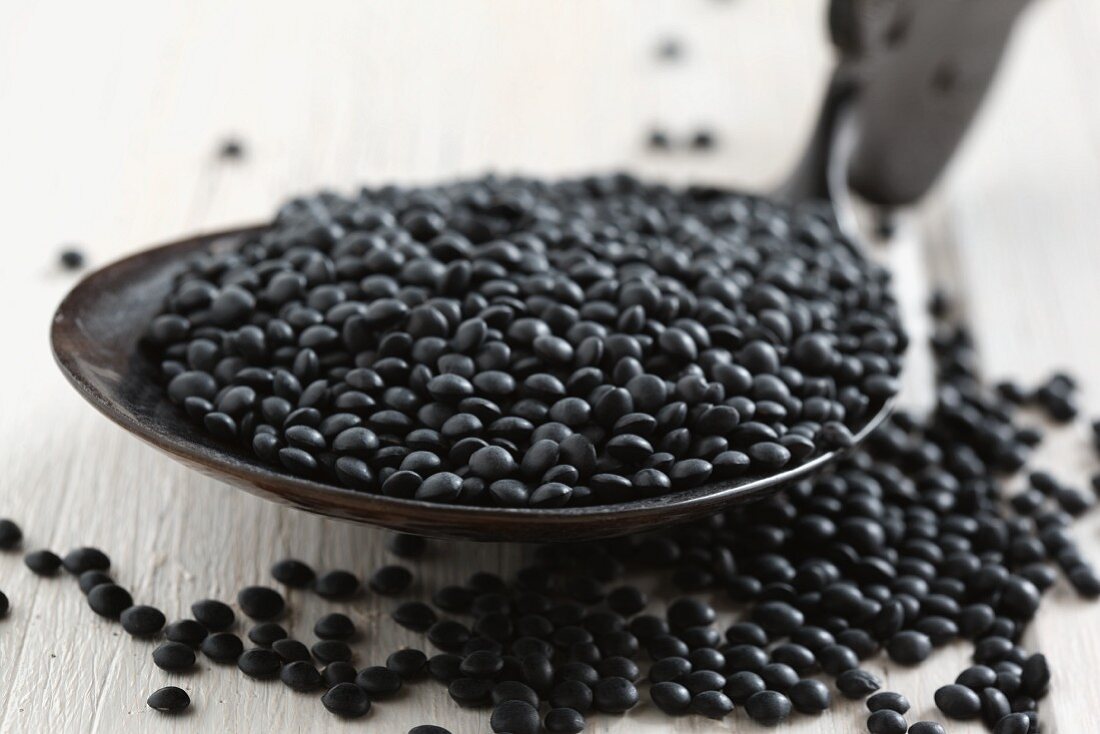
[1,0,1097,385]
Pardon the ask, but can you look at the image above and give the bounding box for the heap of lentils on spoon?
[149,175,904,506]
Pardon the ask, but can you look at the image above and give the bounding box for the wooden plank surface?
[0,1,1097,732]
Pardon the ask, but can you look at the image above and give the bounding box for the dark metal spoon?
[49,0,1029,542]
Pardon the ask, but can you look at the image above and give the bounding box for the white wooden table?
[1,1,1099,732]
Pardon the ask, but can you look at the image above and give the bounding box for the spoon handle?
[842,0,1035,206]
[785,0,1035,210]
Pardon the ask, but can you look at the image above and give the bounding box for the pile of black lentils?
[148,174,904,506]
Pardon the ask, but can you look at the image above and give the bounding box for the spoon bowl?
[50,225,892,542]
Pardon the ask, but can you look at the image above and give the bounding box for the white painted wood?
[0,1,1096,731]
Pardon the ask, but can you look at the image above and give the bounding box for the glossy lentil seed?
[789,678,831,714]
[147,686,190,713]
[62,547,110,574]
[201,632,245,663]
[321,682,371,718]
[120,605,166,636]
[934,684,981,719]
[313,570,359,599]
[321,661,357,687]
[24,550,61,576]
[237,586,285,620]
[164,619,208,647]
[908,723,946,734]
[281,660,323,692]
[745,690,793,726]
[0,519,23,550]
[248,622,287,647]
[271,558,315,587]
[867,709,908,734]
[238,648,282,678]
[153,642,196,672]
[191,599,235,631]
[86,584,132,618]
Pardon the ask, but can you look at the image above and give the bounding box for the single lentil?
[147,686,190,713]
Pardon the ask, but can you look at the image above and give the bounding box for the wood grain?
[0,1,1097,732]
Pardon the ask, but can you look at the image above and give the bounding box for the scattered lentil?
[271,558,315,587]
[120,605,166,636]
[24,550,61,576]
[321,682,371,718]
[0,519,23,550]
[147,686,190,713]
[153,642,196,672]
[201,632,245,663]
[237,586,285,620]
[191,599,235,631]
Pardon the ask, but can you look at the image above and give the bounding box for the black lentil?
[87,584,132,618]
[370,565,414,595]
[789,678,831,714]
[59,248,87,270]
[202,632,245,663]
[321,661,357,687]
[153,642,196,672]
[77,571,113,595]
[273,638,311,663]
[120,605,166,636]
[650,681,691,714]
[356,665,403,696]
[745,689,793,726]
[24,550,61,576]
[321,682,371,718]
[0,519,22,550]
[492,680,539,707]
[544,706,586,734]
[691,690,734,719]
[147,686,190,713]
[934,684,981,719]
[237,585,285,620]
[217,137,245,160]
[248,622,287,647]
[313,612,355,640]
[837,669,881,699]
[271,558,315,587]
[393,600,438,632]
[908,723,946,734]
[448,677,492,707]
[313,570,359,599]
[592,676,638,713]
[0,590,8,618]
[238,648,282,678]
[388,648,428,678]
[490,700,540,734]
[164,619,207,647]
[993,713,1032,734]
[550,682,594,713]
[867,691,910,714]
[409,726,452,734]
[281,660,323,691]
[62,547,110,575]
[867,709,908,734]
[191,599,235,631]
[724,671,766,704]
[311,639,351,664]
